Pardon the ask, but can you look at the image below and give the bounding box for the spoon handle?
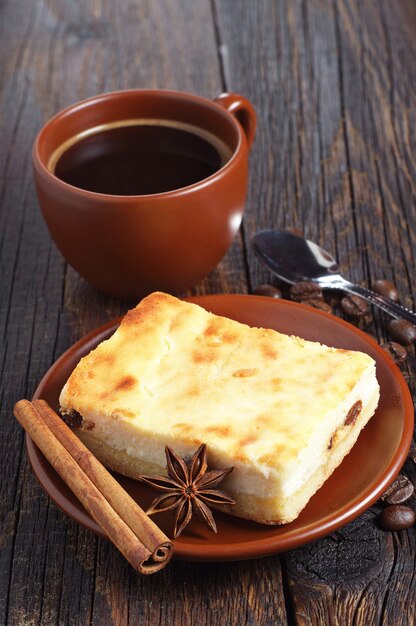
[323,279,416,325]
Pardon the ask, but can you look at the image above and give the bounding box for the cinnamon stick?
[14,399,173,574]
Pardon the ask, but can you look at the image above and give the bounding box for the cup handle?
[214,93,257,150]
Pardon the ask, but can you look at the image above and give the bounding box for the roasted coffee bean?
[388,319,416,346]
[373,279,399,302]
[381,341,408,364]
[379,505,415,531]
[285,226,303,237]
[340,294,370,319]
[306,299,333,314]
[381,474,414,505]
[290,281,322,303]
[253,284,282,299]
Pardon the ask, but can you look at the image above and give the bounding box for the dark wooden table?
[1,1,415,624]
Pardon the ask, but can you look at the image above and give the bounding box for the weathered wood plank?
[214,0,416,624]
[0,0,251,624]
[334,0,416,306]
[284,504,416,626]
[1,0,415,624]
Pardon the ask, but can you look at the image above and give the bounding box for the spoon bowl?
[252,230,339,283]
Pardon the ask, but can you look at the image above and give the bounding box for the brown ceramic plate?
[29,295,413,561]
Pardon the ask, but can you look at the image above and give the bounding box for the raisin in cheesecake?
[59,292,380,525]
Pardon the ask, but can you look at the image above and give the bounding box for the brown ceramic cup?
[33,89,256,298]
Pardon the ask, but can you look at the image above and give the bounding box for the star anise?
[139,444,235,538]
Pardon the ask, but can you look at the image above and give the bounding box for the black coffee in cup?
[51,121,232,196]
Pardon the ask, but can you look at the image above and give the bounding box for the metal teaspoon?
[252,229,416,325]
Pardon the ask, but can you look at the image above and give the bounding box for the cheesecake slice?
[59,292,380,525]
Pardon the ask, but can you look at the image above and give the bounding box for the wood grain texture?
[214,0,416,624]
[0,0,415,624]
[0,0,281,624]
